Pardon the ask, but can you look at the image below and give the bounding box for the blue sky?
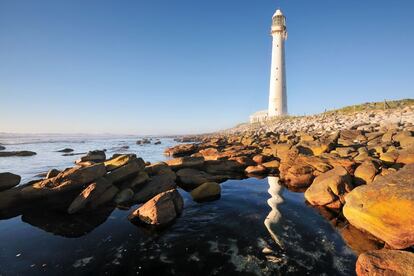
[1,0,413,135]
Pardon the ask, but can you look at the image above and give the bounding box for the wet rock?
[396,150,414,165]
[122,171,150,190]
[136,138,151,145]
[76,150,106,164]
[46,169,61,179]
[104,154,138,171]
[261,160,280,172]
[245,165,267,175]
[203,160,245,175]
[176,168,226,190]
[154,141,161,145]
[304,166,352,206]
[89,185,119,208]
[356,249,414,276]
[164,143,198,157]
[190,182,221,202]
[165,156,204,170]
[67,177,113,214]
[0,145,5,150]
[129,189,183,226]
[343,164,414,249]
[144,162,170,175]
[0,151,37,157]
[339,224,383,255]
[114,188,134,204]
[56,148,74,153]
[354,160,379,185]
[105,159,145,184]
[0,172,21,191]
[133,173,177,204]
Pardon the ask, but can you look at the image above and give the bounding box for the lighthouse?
[250,8,288,123]
[268,9,288,117]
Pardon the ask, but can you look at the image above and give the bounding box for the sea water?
[0,134,356,275]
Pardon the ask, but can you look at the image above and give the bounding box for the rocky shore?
[0,102,413,274]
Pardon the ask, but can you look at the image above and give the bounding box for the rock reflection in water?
[264,176,285,249]
[21,206,115,238]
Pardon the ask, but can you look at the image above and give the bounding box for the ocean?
[0,134,356,275]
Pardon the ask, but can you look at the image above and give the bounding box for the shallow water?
[0,135,356,275]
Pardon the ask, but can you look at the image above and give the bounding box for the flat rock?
[104,154,138,172]
[0,151,36,157]
[56,148,74,153]
[105,159,145,184]
[356,249,414,276]
[343,164,414,249]
[165,156,204,170]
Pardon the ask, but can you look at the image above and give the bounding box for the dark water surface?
[0,135,356,275]
[0,178,356,275]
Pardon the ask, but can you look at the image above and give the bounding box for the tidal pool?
[0,177,356,275]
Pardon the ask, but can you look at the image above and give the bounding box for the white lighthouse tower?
[268,9,288,117]
[250,8,288,123]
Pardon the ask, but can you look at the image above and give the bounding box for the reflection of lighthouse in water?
[264,176,285,249]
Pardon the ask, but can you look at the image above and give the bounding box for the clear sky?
[1,0,413,135]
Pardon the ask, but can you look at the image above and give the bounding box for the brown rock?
[176,168,225,190]
[356,249,414,276]
[165,156,204,170]
[190,182,221,202]
[104,154,137,171]
[304,166,352,206]
[129,189,183,226]
[354,160,379,185]
[339,224,383,255]
[343,164,414,249]
[133,173,177,204]
[105,159,145,184]
[245,165,267,175]
[164,143,198,157]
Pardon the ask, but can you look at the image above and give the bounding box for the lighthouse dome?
[273,9,283,17]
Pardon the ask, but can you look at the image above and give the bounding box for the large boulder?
[104,159,145,184]
[104,154,138,171]
[203,160,245,175]
[356,249,414,276]
[190,182,221,202]
[164,143,198,157]
[0,151,36,157]
[343,164,414,249]
[165,156,204,170]
[76,150,106,164]
[304,166,352,206]
[67,177,113,214]
[129,189,183,226]
[0,172,21,191]
[133,173,177,204]
[354,160,379,185]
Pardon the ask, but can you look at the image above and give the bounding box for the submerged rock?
[0,172,21,191]
[190,182,221,202]
[343,164,414,249]
[0,145,5,150]
[356,249,414,276]
[129,189,183,226]
[56,148,74,153]
[0,151,36,157]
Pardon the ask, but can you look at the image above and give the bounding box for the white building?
[250,9,288,123]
